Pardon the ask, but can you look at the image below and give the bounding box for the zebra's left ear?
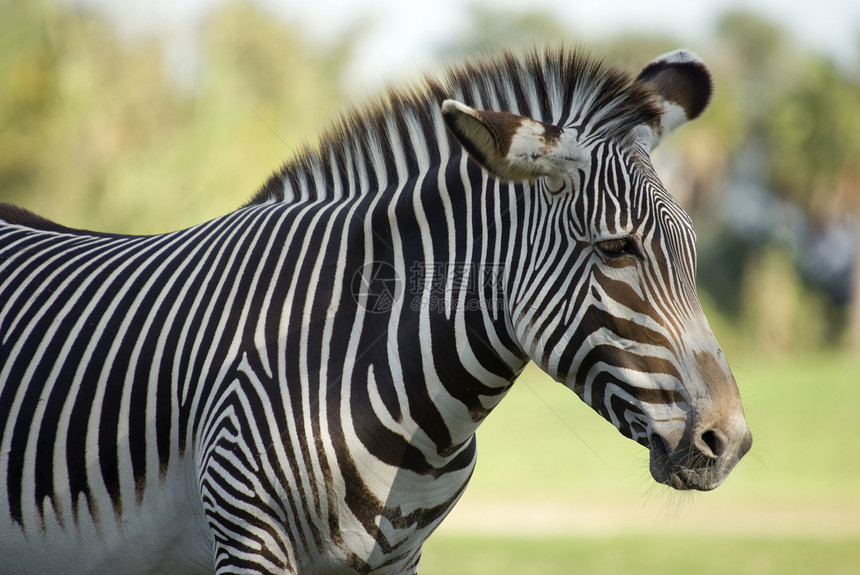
[634,50,713,150]
[441,99,580,183]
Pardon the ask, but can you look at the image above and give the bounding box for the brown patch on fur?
[541,122,564,148]
[694,350,728,384]
[473,110,524,156]
[693,350,743,416]
[461,108,564,159]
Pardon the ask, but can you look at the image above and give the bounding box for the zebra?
[0,47,752,574]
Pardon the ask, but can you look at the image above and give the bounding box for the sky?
[77,0,860,85]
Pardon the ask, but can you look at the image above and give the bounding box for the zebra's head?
[441,50,751,491]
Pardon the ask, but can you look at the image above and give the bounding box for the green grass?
[732,354,860,504]
[421,535,860,575]
[418,353,860,573]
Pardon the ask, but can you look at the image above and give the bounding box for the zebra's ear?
[441,99,573,182]
[634,50,712,150]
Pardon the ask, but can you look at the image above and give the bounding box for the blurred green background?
[2,0,859,572]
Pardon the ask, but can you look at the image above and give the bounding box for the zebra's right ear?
[634,50,713,150]
[441,99,571,183]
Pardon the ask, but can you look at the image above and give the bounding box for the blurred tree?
[44,8,180,232]
[0,0,61,206]
[765,57,860,216]
[436,4,569,59]
[0,0,183,231]
[706,10,860,353]
[153,0,351,232]
[715,10,797,109]
[0,0,352,234]
[741,246,830,357]
[763,54,860,350]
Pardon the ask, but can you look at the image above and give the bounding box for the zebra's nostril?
[697,429,725,459]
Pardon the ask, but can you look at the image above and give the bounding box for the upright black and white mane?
[250,48,664,206]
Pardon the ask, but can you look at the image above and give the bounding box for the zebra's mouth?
[649,437,717,491]
[648,432,694,489]
[647,430,750,492]
[663,467,720,491]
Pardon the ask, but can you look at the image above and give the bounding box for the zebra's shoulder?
[0,202,74,233]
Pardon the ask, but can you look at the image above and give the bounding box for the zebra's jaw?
[552,322,752,492]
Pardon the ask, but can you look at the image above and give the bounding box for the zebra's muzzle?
[648,420,753,491]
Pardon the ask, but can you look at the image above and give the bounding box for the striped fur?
[0,47,749,574]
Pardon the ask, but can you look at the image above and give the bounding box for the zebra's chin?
[658,465,726,492]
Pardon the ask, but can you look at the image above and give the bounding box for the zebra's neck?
[235,133,531,455]
[214,47,661,453]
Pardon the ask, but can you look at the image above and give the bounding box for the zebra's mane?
[250,46,662,205]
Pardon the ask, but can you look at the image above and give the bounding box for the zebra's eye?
[595,236,641,260]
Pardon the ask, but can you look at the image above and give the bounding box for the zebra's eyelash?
[594,236,642,260]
